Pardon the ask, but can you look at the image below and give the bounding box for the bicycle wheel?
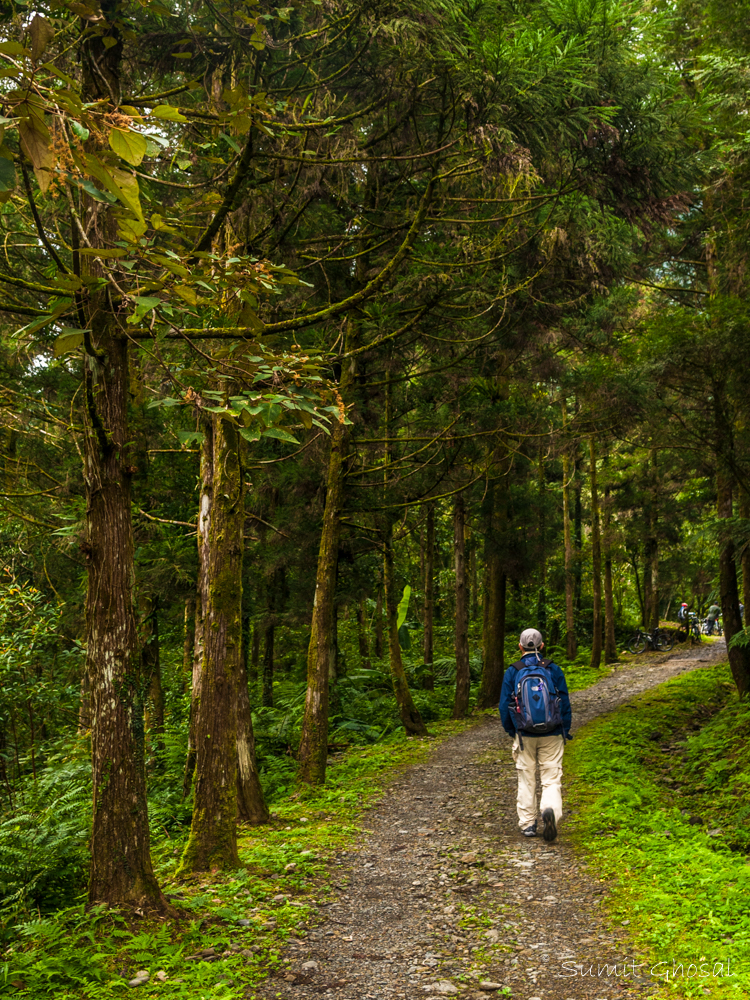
[628,632,647,654]
[691,626,702,644]
[655,629,674,652]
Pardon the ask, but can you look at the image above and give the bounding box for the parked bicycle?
[627,626,675,654]
[701,617,723,636]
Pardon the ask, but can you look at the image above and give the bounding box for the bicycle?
[701,618,723,636]
[627,627,675,654]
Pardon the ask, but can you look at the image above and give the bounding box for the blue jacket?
[499,653,572,739]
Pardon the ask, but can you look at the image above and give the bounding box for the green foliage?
[566,662,750,997]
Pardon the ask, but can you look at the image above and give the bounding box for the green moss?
[566,661,750,999]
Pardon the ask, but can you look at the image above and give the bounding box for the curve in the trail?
[255,641,726,1000]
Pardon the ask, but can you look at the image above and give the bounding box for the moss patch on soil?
[565,660,750,999]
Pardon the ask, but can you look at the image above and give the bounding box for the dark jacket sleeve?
[550,661,572,734]
[499,666,516,736]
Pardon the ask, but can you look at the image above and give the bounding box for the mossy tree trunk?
[422,503,435,690]
[297,414,347,785]
[178,413,244,873]
[356,598,372,669]
[561,414,576,659]
[141,594,165,759]
[182,597,196,694]
[589,438,603,670]
[84,328,168,910]
[452,492,470,718]
[603,472,619,665]
[384,520,428,736]
[477,480,506,709]
[741,493,750,629]
[236,650,269,826]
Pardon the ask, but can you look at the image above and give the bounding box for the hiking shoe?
[542,808,557,842]
[522,822,537,838]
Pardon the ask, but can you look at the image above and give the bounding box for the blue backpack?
[509,658,564,743]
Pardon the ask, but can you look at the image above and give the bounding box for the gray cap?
[519,628,543,650]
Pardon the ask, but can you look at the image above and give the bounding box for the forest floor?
[254,639,728,1000]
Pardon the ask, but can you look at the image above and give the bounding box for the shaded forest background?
[0,0,750,954]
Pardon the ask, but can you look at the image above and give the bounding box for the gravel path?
[255,641,726,1000]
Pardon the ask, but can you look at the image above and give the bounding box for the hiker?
[677,602,690,639]
[705,603,721,635]
[499,628,572,842]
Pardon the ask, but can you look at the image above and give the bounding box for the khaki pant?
[511,733,565,829]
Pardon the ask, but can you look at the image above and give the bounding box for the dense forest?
[1,0,750,995]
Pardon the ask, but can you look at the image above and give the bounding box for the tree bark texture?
[297,418,345,785]
[182,596,196,693]
[84,331,166,909]
[589,438,603,670]
[477,543,506,708]
[374,588,384,659]
[262,620,275,708]
[178,414,243,873]
[384,522,428,735]
[423,503,435,690]
[603,478,619,664]
[718,475,750,696]
[573,451,583,613]
[561,424,576,660]
[356,598,371,670]
[452,493,470,718]
[741,494,750,630]
[236,651,269,826]
[141,595,164,757]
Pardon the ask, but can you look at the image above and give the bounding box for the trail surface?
[256,641,726,1000]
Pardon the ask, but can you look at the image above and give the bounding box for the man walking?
[499,628,572,842]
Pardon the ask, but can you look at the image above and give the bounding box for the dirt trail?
[256,641,726,1000]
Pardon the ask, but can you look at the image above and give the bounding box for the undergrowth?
[0,716,477,999]
[566,660,750,999]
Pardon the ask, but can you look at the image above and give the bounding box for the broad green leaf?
[53,328,87,357]
[176,430,204,446]
[108,128,147,167]
[396,585,411,631]
[126,296,161,325]
[150,105,188,122]
[239,427,261,443]
[262,426,300,445]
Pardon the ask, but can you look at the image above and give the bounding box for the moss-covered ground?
[565,660,750,999]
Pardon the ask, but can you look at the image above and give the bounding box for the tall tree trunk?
[384,521,429,735]
[469,535,479,621]
[236,651,268,826]
[142,595,164,759]
[536,447,547,633]
[561,412,576,659]
[297,416,346,785]
[718,474,750,695]
[374,587,384,659]
[603,474,619,665]
[262,620,275,708]
[84,330,167,909]
[589,438,603,670]
[80,22,167,913]
[452,493,470,718]
[741,493,750,630]
[356,598,371,670]
[178,412,243,873]
[478,477,507,708]
[646,448,660,630]
[573,450,583,613]
[423,503,435,690]
[182,596,196,694]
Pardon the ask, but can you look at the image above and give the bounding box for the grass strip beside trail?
[566,661,750,999]
[2,718,477,1000]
